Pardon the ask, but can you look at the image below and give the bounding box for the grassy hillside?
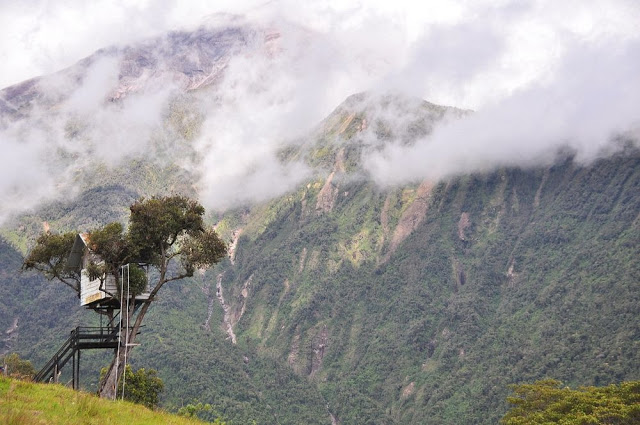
[0,376,206,425]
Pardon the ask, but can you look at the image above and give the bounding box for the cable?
[114,266,124,400]
[121,264,130,400]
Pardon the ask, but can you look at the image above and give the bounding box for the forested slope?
[0,91,638,424]
[216,148,640,424]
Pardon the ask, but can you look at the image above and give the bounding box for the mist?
[0,0,639,223]
[364,37,640,185]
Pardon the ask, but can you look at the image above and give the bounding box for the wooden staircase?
[34,326,119,389]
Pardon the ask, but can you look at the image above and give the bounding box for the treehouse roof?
[65,233,91,272]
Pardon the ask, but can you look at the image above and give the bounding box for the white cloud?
[0,0,263,88]
[0,0,638,221]
[364,37,640,185]
[0,126,56,223]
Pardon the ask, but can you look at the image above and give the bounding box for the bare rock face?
[309,325,329,376]
[315,149,346,214]
[0,24,279,122]
[0,78,40,117]
[386,180,434,258]
[227,228,243,265]
[458,212,471,241]
[315,171,339,214]
[230,274,252,327]
[110,26,258,98]
[401,381,416,399]
[286,324,329,377]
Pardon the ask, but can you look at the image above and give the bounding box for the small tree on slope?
[23,195,227,399]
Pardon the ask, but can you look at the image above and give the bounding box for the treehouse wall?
[80,271,117,306]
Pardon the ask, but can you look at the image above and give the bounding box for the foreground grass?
[0,376,205,425]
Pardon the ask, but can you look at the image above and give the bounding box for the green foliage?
[24,195,227,294]
[179,228,228,276]
[22,231,79,292]
[85,260,105,282]
[214,152,640,424]
[84,222,132,290]
[5,93,640,425]
[86,222,129,266]
[177,402,226,424]
[21,195,228,400]
[120,365,164,409]
[1,353,35,380]
[501,379,640,424]
[128,196,206,265]
[126,263,148,297]
[99,365,164,408]
[126,195,227,283]
[140,292,330,424]
[90,261,148,297]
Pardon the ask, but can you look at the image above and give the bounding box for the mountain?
[0,22,271,120]
[208,96,640,424]
[1,23,639,425]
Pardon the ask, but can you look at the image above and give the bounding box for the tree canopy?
[23,195,227,299]
[501,379,640,425]
[100,365,164,409]
[127,196,227,286]
[22,232,79,293]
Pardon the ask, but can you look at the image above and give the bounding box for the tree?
[122,366,164,408]
[178,401,227,424]
[1,353,36,380]
[501,379,640,424]
[100,365,164,408]
[24,195,227,399]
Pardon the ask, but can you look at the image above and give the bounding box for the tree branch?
[59,278,80,293]
[37,261,80,294]
[162,273,192,285]
[166,249,182,260]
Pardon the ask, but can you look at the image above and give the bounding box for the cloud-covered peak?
[0,2,638,224]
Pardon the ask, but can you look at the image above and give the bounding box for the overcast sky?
[0,0,639,220]
[2,0,638,109]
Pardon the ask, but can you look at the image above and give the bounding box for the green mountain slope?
[1,92,638,424]
[216,150,640,424]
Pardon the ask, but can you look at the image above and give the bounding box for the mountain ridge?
[0,23,638,425]
[0,22,278,120]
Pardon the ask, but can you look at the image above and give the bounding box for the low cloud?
[0,1,639,223]
[190,15,416,210]
[0,52,179,222]
[364,38,640,185]
[0,127,57,223]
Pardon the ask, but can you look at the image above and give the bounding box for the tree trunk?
[98,298,141,399]
[99,346,130,399]
[98,262,166,399]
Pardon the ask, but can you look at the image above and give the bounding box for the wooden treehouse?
[66,233,150,309]
[34,233,149,389]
